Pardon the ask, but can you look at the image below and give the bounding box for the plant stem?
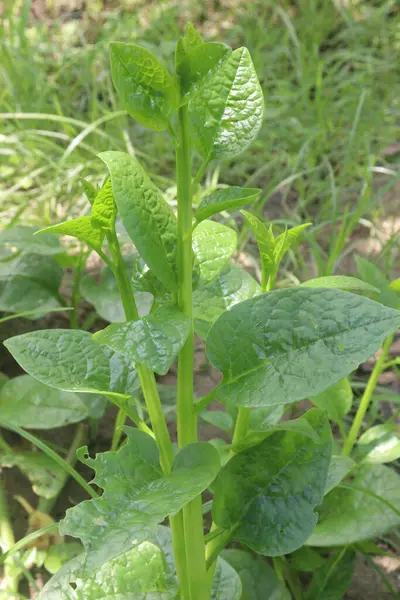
[176,104,208,600]
[231,407,251,450]
[111,408,127,451]
[342,334,394,456]
[0,524,58,567]
[0,476,19,596]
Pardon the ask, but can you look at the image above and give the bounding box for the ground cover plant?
[0,21,400,599]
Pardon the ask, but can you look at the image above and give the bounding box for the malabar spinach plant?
[3,24,400,600]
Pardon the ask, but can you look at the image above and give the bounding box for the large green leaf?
[222,549,290,600]
[0,375,88,428]
[310,377,353,421]
[4,330,139,400]
[195,187,260,223]
[212,409,332,555]
[189,47,264,160]
[38,217,104,253]
[206,288,400,407]
[93,305,191,376]
[0,252,62,294]
[210,557,242,600]
[324,455,355,495]
[192,263,259,339]
[0,451,65,499]
[91,178,117,232]
[99,152,178,291]
[60,428,220,569]
[109,42,179,131]
[192,220,237,284]
[309,464,400,546]
[301,275,379,294]
[0,225,61,255]
[357,424,400,464]
[0,275,60,314]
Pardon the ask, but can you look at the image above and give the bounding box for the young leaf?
[206,288,400,408]
[358,424,400,464]
[274,222,312,264]
[4,330,140,400]
[0,375,88,428]
[91,178,117,232]
[60,428,220,569]
[310,377,353,422]
[212,409,332,556]
[99,151,178,291]
[109,42,179,131]
[195,187,261,223]
[309,464,400,546]
[306,550,355,600]
[192,263,260,339]
[241,210,276,283]
[0,225,61,256]
[0,452,65,499]
[80,178,98,205]
[38,217,104,253]
[301,275,379,294]
[93,304,191,376]
[190,47,264,160]
[356,256,400,309]
[324,455,355,495]
[192,220,237,284]
[211,556,242,600]
[222,549,291,600]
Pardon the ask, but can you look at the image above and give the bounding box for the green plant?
[2,24,400,600]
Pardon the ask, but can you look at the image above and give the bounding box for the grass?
[0,0,399,279]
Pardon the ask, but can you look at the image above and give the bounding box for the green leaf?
[131,255,167,297]
[0,275,60,315]
[4,330,140,400]
[109,42,179,131]
[310,377,353,421]
[80,178,98,205]
[358,424,400,464]
[60,428,220,569]
[200,411,233,433]
[38,216,104,253]
[248,405,284,430]
[0,252,62,294]
[0,451,65,499]
[222,549,291,600]
[211,556,242,600]
[390,277,400,292]
[241,210,275,282]
[193,220,237,284]
[91,178,117,232]
[0,375,88,429]
[190,47,264,160]
[324,455,355,495]
[192,263,259,339]
[44,542,83,575]
[79,393,108,419]
[274,222,311,265]
[93,304,191,376]
[301,275,379,294]
[206,288,400,408]
[309,464,400,546]
[195,187,261,223]
[356,256,400,309]
[212,409,332,556]
[81,263,152,323]
[290,547,325,573]
[177,41,232,101]
[99,151,178,291]
[0,225,61,255]
[306,550,355,600]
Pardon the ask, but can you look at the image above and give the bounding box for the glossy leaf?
[60,428,220,569]
[356,256,400,309]
[0,225,61,255]
[222,549,290,600]
[301,275,379,294]
[241,210,275,280]
[210,557,242,600]
[81,263,152,323]
[0,451,65,499]
[0,375,88,428]
[310,377,353,421]
[131,254,167,297]
[4,330,140,400]
[93,304,191,376]
[358,424,400,464]
[195,187,261,223]
[38,216,104,253]
[190,47,264,160]
[192,263,259,339]
[206,288,400,407]
[212,409,332,556]
[309,464,400,546]
[99,151,178,291]
[306,551,355,600]
[192,220,237,284]
[324,455,355,495]
[110,42,179,131]
[91,178,117,232]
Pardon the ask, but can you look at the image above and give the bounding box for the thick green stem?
[231,407,251,451]
[108,229,189,599]
[342,334,394,456]
[176,104,208,600]
[0,476,19,596]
